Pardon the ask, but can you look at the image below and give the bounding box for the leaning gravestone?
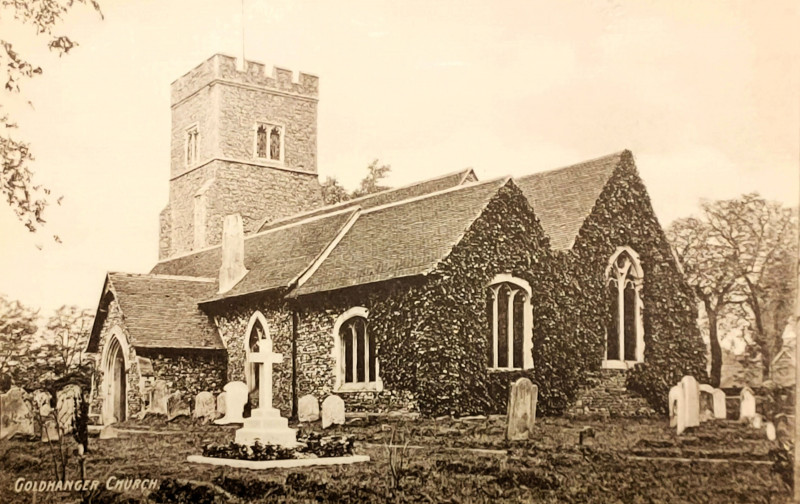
[41,419,59,442]
[739,386,756,421]
[680,376,700,428]
[214,381,248,425]
[298,394,320,423]
[56,384,82,434]
[506,378,538,441]
[321,395,345,429]
[216,391,227,419]
[0,387,34,439]
[193,391,216,423]
[166,392,190,421]
[149,380,170,415]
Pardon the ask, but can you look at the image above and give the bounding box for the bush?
[202,433,355,461]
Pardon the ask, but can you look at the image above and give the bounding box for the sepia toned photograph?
[0,1,798,502]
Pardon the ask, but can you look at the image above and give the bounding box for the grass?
[0,415,791,503]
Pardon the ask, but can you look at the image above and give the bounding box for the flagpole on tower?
[238,0,246,71]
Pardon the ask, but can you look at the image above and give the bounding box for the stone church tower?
[159,54,323,259]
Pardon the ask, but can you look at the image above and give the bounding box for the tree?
[351,159,391,198]
[320,159,392,204]
[2,0,103,234]
[41,305,94,376]
[320,175,349,205]
[0,294,39,390]
[668,193,797,386]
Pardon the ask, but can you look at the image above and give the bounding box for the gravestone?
[41,419,59,442]
[215,381,247,425]
[99,425,119,440]
[739,386,756,421]
[668,383,686,434]
[321,395,345,429]
[506,378,538,441]
[711,389,727,419]
[298,394,320,423]
[216,391,227,419]
[193,391,216,423]
[0,387,34,439]
[698,384,715,422]
[752,414,763,429]
[766,421,776,441]
[166,392,190,421]
[149,380,169,415]
[56,384,82,434]
[680,376,700,428]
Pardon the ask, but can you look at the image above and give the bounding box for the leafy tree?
[0,294,39,390]
[320,175,349,205]
[2,0,103,233]
[668,193,797,386]
[320,159,392,204]
[41,305,94,376]
[352,159,391,198]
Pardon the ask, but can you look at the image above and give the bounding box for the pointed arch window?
[332,307,382,392]
[486,275,533,370]
[244,313,270,395]
[604,247,644,369]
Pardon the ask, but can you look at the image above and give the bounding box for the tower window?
[255,123,283,162]
[185,126,199,166]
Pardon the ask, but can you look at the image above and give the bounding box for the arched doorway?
[103,336,127,424]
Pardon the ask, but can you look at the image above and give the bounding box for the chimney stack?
[219,214,248,293]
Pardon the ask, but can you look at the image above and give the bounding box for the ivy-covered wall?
[371,181,588,417]
[569,150,707,413]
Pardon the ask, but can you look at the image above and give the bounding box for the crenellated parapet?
[171,53,319,105]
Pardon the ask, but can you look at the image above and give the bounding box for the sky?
[0,0,798,315]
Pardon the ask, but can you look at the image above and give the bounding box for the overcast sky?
[0,0,797,315]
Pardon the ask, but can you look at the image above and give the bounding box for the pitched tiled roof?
[106,273,223,349]
[292,178,509,296]
[515,152,622,250]
[151,209,357,299]
[256,168,476,233]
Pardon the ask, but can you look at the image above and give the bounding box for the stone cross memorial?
[234,337,297,447]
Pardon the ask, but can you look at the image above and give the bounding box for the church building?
[87,54,706,424]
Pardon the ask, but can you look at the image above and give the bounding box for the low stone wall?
[566,369,655,418]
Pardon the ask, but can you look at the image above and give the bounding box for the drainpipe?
[291,306,299,419]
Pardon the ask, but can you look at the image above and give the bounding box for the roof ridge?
[516,150,625,180]
[361,175,508,216]
[255,167,475,232]
[109,272,216,283]
[154,206,360,265]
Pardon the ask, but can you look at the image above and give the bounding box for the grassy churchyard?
[0,414,792,503]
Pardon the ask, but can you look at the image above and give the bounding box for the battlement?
[171,54,319,105]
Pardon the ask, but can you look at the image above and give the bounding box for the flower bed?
[202,433,354,461]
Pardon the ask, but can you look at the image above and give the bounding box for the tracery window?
[605,247,644,368]
[486,275,533,370]
[255,123,283,162]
